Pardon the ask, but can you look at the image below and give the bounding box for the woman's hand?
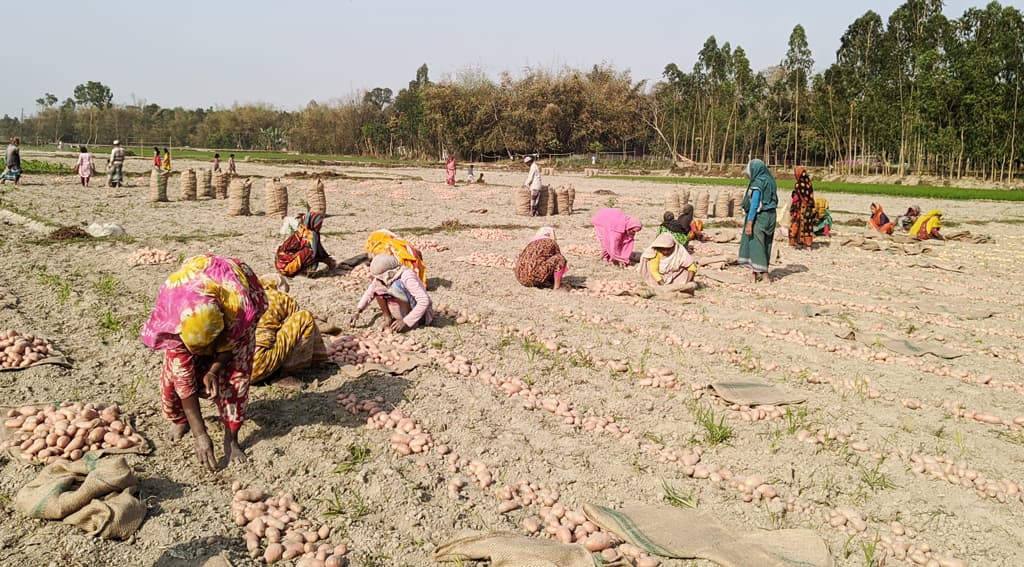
[202,371,219,399]
[389,319,408,333]
[744,222,753,236]
[193,432,217,472]
[348,312,360,327]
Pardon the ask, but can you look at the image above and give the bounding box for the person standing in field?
[467,164,475,184]
[445,155,457,185]
[161,148,172,172]
[789,166,816,248]
[228,154,236,174]
[108,140,125,187]
[1,137,22,185]
[152,147,162,169]
[523,155,542,216]
[738,159,779,283]
[213,153,221,172]
[75,146,96,187]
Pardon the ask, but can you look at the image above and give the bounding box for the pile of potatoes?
[128,247,176,266]
[0,330,54,369]
[468,228,514,241]
[908,452,1023,504]
[1,402,141,463]
[456,253,516,270]
[562,244,602,258]
[445,453,495,494]
[405,236,448,252]
[325,332,421,367]
[434,304,481,325]
[637,367,679,390]
[231,483,348,566]
[363,407,433,456]
[943,400,1024,429]
[330,265,372,294]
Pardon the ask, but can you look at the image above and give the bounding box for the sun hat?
[523,155,534,163]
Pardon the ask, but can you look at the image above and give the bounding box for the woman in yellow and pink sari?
[910,209,944,240]
[276,212,337,277]
[141,255,268,471]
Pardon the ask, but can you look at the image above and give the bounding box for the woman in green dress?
[737,159,778,283]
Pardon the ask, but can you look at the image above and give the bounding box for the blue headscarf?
[742,159,778,213]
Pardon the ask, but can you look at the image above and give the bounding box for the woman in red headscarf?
[789,167,816,248]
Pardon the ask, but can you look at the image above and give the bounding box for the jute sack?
[715,190,731,218]
[680,188,691,206]
[731,190,743,217]
[149,169,168,202]
[307,178,327,215]
[181,168,197,201]
[556,186,570,216]
[434,531,604,567]
[213,171,230,199]
[666,191,680,215]
[227,177,253,216]
[584,503,833,567]
[199,169,213,198]
[566,184,576,214]
[514,187,531,216]
[694,189,710,219]
[264,178,289,219]
[545,185,558,216]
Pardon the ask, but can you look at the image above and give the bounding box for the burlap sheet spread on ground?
[710,381,806,406]
[838,331,962,359]
[584,503,832,567]
[779,303,839,318]
[434,531,607,567]
[336,353,428,380]
[913,302,995,320]
[839,231,936,255]
[14,455,145,539]
[943,230,992,243]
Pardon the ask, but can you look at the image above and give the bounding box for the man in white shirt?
[523,155,542,216]
[108,140,125,187]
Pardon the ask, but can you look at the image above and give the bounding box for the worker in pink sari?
[592,208,642,267]
[445,155,457,185]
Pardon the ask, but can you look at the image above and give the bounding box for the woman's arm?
[401,272,431,328]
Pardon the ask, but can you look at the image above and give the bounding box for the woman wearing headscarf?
[445,155,457,186]
[350,255,434,332]
[789,167,816,248]
[657,210,692,246]
[592,208,642,267]
[251,275,328,386]
[75,146,96,187]
[738,159,779,283]
[869,203,895,235]
[1,137,21,185]
[896,206,921,232]
[639,232,698,295]
[140,255,268,471]
[161,148,172,172]
[813,196,833,236]
[276,212,337,277]
[515,227,568,289]
[364,229,427,285]
[910,209,944,240]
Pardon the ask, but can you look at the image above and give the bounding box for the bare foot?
[169,421,190,442]
[224,437,247,466]
[273,375,305,390]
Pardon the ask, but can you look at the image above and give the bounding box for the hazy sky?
[4,0,1006,117]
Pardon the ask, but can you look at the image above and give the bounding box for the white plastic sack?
[86,223,127,238]
[279,216,300,236]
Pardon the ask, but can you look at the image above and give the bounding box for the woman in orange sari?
[869,203,895,235]
[789,167,815,248]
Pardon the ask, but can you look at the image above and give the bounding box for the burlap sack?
[731,190,743,217]
[63,487,146,540]
[307,178,327,215]
[584,503,833,567]
[556,187,570,216]
[434,531,607,567]
[14,456,136,520]
[148,169,168,202]
[715,191,731,218]
[710,380,806,406]
[213,171,230,199]
[515,187,531,216]
[545,185,558,216]
[199,169,213,198]
[264,178,289,219]
[181,168,197,201]
[227,177,253,216]
[666,191,680,215]
[680,188,691,206]
[566,185,575,214]
[694,190,710,219]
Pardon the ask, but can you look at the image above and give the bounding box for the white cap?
[113,140,120,145]
[523,155,533,163]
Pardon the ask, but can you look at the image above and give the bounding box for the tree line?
[3,1,1022,181]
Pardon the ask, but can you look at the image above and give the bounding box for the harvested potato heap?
[231,483,348,566]
[404,236,448,252]
[468,228,513,241]
[128,247,176,266]
[0,330,53,369]
[456,253,516,269]
[1,402,143,463]
[325,332,421,367]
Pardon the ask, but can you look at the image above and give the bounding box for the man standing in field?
[523,155,542,216]
[108,140,125,188]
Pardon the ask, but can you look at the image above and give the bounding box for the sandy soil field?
[1,153,1022,567]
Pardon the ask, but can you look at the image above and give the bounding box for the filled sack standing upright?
[715,190,731,218]
[264,178,289,219]
[148,169,168,202]
[198,169,213,199]
[181,168,197,201]
[227,177,253,216]
[731,190,743,218]
[213,171,230,199]
[545,185,558,216]
[556,186,570,216]
[694,189,710,219]
[515,187,532,216]
[566,184,576,214]
[666,190,681,215]
[306,178,327,215]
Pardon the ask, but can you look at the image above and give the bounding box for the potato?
[263,542,284,564]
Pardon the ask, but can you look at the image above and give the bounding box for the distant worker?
[213,153,221,172]
[467,164,475,183]
[228,154,237,174]
[108,140,125,187]
[161,148,172,172]
[523,155,542,216]
[152,147,162,169]
[445,155,457,185]
[1,136,21,185]
[75,146,96,187]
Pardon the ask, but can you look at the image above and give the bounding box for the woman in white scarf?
[639,232,697,295]
[350,255,434,332]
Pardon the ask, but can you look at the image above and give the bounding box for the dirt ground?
[1,153,1022,567]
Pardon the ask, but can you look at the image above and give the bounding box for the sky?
[4,0,1012,117]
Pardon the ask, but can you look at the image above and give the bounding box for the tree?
[783,24,814,165]
[73,81,114,143]
[363,87,393,110]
